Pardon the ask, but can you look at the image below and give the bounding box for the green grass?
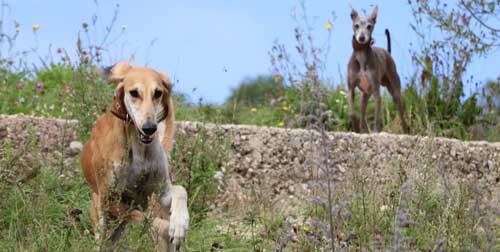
[0,168,263,251]
[1,130,499,251]
[0,133,262,251]
[0,167,95,251]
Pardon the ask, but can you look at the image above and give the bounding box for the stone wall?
[0,115,80,169]
[1,115,499,210]
[177,122,500,210]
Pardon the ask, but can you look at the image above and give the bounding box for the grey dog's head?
[351,6,378,45]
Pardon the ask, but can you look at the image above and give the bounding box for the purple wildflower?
[36,81,44,89]
[271,96,284,106]
[16,82,24,90]
[461,14,469,23]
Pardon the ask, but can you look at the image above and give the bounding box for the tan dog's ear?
[110,82,128,120]
[370,6,378,23]
[158,72,173,93]
[102,62,132,84]
[157,72,172,122]
[350,9,359,20]
[128,54,137,67]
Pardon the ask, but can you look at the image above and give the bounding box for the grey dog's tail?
[385,29,391,54]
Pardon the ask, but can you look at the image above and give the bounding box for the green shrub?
[170,123,229,224]
[227,75,285,107]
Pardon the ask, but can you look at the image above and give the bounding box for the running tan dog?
[80,62,189,251]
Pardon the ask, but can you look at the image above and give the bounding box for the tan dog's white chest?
[112,139,168,207]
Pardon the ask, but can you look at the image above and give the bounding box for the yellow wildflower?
[282,106,289,111]
[32,24,40,31]
[303,226,310,233]
[250,107,257,113]
[15,26,20,33]
[278,122,284,127]
[325,21,332,30]
[274,75,282,83]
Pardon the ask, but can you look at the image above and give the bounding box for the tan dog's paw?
[169,206,189,248]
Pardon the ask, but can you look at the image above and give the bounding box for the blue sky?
[4,0,500,103]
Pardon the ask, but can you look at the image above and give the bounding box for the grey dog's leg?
[348,87,360,132]
[360,93,370,133]
[386,74,409,134]
[373,90,382,132]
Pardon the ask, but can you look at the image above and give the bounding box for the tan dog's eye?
[367,25,372,30]
[354,24,360,30]
[154,90,163,99]
[129,90,139,98]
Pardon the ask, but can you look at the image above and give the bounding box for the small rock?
[450,147,457,157]
[338,165,346,173]
[214,171,224,184]
[211,242,224,250]
[487,160,493,170]
[259,230,268,238]
[69,141,83,152]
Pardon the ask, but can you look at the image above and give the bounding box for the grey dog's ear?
[96,61,132,84]
[350,8,359,20]
[370,6,378,23]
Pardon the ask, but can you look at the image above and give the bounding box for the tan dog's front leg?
[160,185,189,251]
[151,217,170,251]
[90,192,104,242]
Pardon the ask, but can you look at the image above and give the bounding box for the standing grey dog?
[347,6,409,133]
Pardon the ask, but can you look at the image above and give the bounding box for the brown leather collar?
[110,97,131,123]
[352,36,373,51]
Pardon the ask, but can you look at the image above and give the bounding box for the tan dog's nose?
[142,122,157,136]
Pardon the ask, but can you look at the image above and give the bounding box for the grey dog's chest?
[114,142,167,208]
[352,48,386,72]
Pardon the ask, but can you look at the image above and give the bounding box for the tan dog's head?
[105,62,173,145]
